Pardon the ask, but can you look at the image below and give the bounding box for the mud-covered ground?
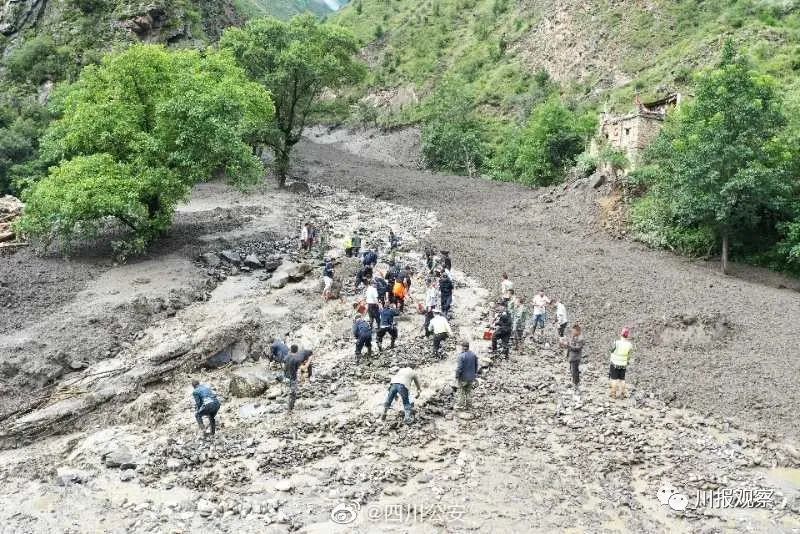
[295,130,800,440]
[0,131,798,534]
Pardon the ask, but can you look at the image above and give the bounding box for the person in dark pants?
[439,274,454,317]
[192,379,220,436]
[375,273,389,306]
[381,365,422,424]
[561,325,585,392]
[440,250,452,272]
[491,304,512,357]
[365,280,380,330]
[352,314,373,363]
[455,340,479,409]
[377,304,400,351]
[363,249,378,268]
[428,310,452,358]
[284,345,312,411]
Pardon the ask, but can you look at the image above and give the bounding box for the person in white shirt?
[428,310,453,358]
[531,289,551,337]
[365,280,380,330]
[423,278,440,337]
[500,273,514,304]
[554,298,568,338]
[300,223,309,251]
[381,364,422,424]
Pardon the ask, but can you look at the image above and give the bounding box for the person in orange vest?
[392,278,407,312]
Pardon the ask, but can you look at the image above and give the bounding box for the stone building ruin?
[591,93,681,172]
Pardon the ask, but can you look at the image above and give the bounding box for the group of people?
[189,232,636,436]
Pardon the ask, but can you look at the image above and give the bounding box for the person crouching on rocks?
[192,379,220,437]
[381,363,422,424]
[609,327,633,399]
[490,303,512,357]
[428,310,452,358]
[353,313,373,363]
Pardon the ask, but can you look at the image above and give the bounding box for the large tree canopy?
[220,14,365,186]
[17,44,274,256]
[634,42,797,273]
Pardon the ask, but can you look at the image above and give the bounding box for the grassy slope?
[234,0,335,19]
[333,0,800,119]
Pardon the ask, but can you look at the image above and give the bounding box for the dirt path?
[295,131,800,440]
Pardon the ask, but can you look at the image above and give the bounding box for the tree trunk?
[721,232,729,275]
[275,148,289,188]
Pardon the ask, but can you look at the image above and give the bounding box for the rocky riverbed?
[0,134,798,533]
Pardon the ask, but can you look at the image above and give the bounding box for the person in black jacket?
[440,250,452,272]
[377,304,400,351]
[352,315,373,363]
[491,304,512,357]
[439,275,454,317]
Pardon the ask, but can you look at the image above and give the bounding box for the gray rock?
[120,471,135,482]
[69,360,89,371]
[229,369,270,398]
[244,254,263,269]
[263,259,282,273]
[104,445,138,469]
[590,173,607,189]
[286,181,310,194]
[269,273,289,289]
[221,250,242,265]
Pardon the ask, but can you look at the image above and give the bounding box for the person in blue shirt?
[377,304,400,351]
[352,314,373,363]
[455,341,479,409]
[363,249,378,268]
[267,336,290,364]
[191,379,220,436]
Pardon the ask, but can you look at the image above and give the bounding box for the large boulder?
[286,181,310,195]
[200,252,221,268]
[269,261,313,288]
[220,250,242,265]
[244,254,263,269]
[229,369,270,398]
[103,445,138,470]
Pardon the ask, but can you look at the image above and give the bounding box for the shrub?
[5,36,70,85]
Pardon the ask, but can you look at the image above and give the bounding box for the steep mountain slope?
[235,0,349,20]
[335,0,800,115]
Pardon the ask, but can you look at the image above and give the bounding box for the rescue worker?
[352,314,373,363]
[267,336,289,364]
[386,260,402,305]
[561,324,584,392]
[428,310,453,358]
[554,298,569,338]
[363,248,378,268]
[377,303,400,351]
[440,250,452,272]
[530,289,551,339]
[374,272,389,306]
[365,280,380,330]
[491,303,512,357]
[192,379,221,437]
[355,264,373,289]
[322,258,335,301]
[392,277,408,313]
[500,273,514,304]
[511,295,530,350]
[609,327,634,399]
[455,341,478,409]
[284,345,312,411]
[381,364,422,424]
[423,278,440,337]
[439,273,454,317]
[343,235,354,257]
[300,222,310,251]
[389,230,400,251]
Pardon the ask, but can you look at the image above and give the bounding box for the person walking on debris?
[365,280,380,329]
[424,246,436,274]
[344,235,354,257]
[554,298,569,338]
[512,295,530,350]
[490,303,512,357]
[428,310,452,358]
[392,276,408,312]
[353,314,373,363]
[389,230,400,252]
[423,278,440,337]
[381,364,422,424]
[284,345,313,411]
[300,222,310,251]
[267,336,290,364]
[609,327,633,399]
[440,250,452,272]
[363,248,378,268]
[386,260,402,305]
[355,264,373,290]
[560,324,585,394]
[439,271,454,317]
[192,379,220,437]
[377,303,400,351]
[322,258,335,301]
[531,289,551,340]
[500,273,514,305]
[374,272,389,306]
[455,341,479,409]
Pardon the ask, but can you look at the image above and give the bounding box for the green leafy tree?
[220,15,365,186]
[17,44,274,256]
[491,98,595,185]
[640,42,795,273]
[421,80,486,175]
